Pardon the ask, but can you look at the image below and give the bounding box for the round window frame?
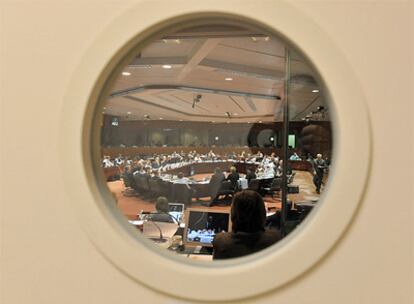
[61,2,371,302]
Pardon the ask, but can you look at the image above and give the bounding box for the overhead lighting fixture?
[179,119,183,122]
[211,121,215,123]
[103,107,106,110]
[127,111,131,115]
[233,113,238,116]
[162,65,172,69]
[159,117,163,120]
[215,136,219,141]
[251,36,270,42]
[122,72,131,76]
[312,89,319,93]
[162,39,181,44]
[225,77,233,81]
[258,121,262,123]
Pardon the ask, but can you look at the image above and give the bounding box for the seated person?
[147,196,174,223]
[212,190,282,259]
[174,172,190,184]
[289,152,301,161]
[209,167,226,202]
[226,166,240,190]
[245,168,256,183]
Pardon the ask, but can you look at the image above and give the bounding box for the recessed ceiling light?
[233,113,238,116]
[162,65,172,69]
[251,36,270,42]
[215,136,219,140]
[159,117,163,120]
[122,72,131,76]
[162,39,181,44]
[211,121,215,123]
[225,77,233,81]
[103,107,106,110]
[312,89,319,93]
[127,111,131,115]
[179,119,183,122]
[258,121,262,123]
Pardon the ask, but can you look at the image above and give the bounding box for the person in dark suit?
[226,166,240,190]
[245,167,256,183]
[209,167,225,203]
[313,153,327,194]
[212,190,281,259]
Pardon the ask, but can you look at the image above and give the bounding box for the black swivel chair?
[246,178,261,192]
[171,183,192,207]
[264,177,282,198]
[148,178,162,198]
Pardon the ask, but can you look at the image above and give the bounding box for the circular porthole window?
[62,4,370,302]
[98,19,334,260]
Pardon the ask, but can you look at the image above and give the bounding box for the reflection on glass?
[98,22,333,261]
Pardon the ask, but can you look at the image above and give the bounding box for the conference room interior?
[97,21,333,259]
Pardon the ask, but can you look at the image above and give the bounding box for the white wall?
[1,1,412,303]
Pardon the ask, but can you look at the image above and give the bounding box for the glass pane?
[281,49,333,235]
[97,20,333,261]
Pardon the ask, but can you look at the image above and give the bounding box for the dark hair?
[155,196,169,213]
[231,190,266,233]
[177,172,184,179]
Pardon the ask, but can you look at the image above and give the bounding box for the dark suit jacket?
[226,172,240,189]
[209,172,225,196]
[246,171,257,182]
[212,228,281,259]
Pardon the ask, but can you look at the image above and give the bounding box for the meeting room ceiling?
[104,24,327,122]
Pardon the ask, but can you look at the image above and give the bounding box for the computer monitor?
[184,208,231,247]
[168,203,185,223]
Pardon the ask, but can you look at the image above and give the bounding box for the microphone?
[147,220,168,243]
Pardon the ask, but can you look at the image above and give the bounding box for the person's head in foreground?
[231,190,266,233]
[155,196,169,213]
[212,190,282,260]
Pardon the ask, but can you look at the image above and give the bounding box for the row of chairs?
[123,172,295,207]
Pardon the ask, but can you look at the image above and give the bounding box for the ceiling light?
[211,121,215,123]
[179,119,183,122]
[312,89,319,93]
[225,77,233,81]
[162,39,181,44]
[233,113,238,116]
[127,111,131,115]
[122,72,131,76]
[103,107,106,110]
[215,136,219,141]
[162,65,172,69]
[251,36,270,42]
[159,117,163,120]
[258,121,262,123]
